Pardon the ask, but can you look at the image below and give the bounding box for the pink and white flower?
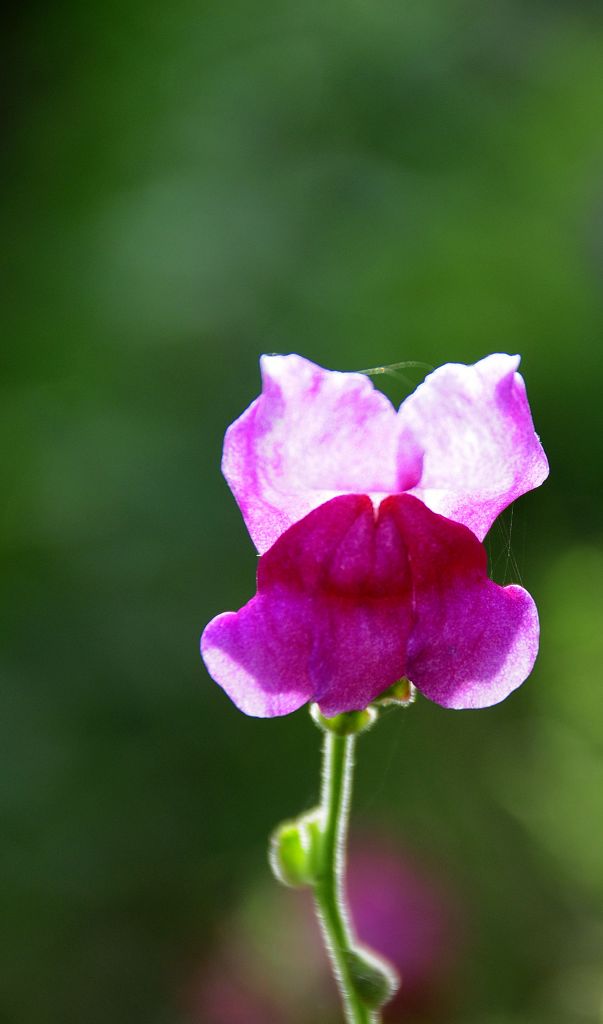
[201,354,548,716]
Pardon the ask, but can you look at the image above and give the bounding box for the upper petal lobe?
[398,354,549,540]
[222,354,421,553]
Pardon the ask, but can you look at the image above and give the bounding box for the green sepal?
[345,946,400,1009]
[310,703,378,736]
[268,809,323,888]
[373,677,416,707]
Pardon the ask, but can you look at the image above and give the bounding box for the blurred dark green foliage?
[2,1,603,1022]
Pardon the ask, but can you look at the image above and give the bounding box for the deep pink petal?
[202,492,540,717]
[389,495,540,709]
[201,496,413,717]
[201,597,315,717]
[222,354,422,553]
[398,354,549,540]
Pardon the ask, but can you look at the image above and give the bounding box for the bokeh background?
[3,1,603,1021]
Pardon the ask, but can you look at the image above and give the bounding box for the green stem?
[313,730,376,1024]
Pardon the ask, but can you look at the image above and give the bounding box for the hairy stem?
[313,730,376,1024]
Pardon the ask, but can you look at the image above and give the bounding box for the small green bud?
[346,946,400,1009]
[310,704,378,735]
[268,810,323,888]
[373,677,416,707]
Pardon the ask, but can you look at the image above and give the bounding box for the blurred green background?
[2,1,603,1021]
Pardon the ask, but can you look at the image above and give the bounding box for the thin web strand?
[356,360,434,390]
[489,507,524,587]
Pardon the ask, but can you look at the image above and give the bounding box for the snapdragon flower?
[202,354,548,716]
